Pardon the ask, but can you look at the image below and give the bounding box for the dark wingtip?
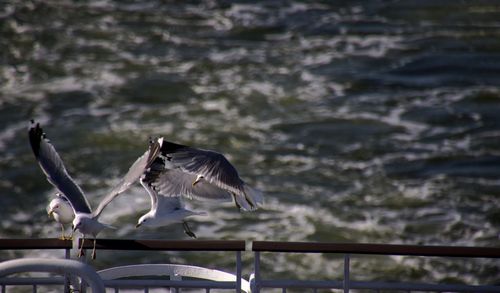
[160,140,188,154]
[28,120,43,157]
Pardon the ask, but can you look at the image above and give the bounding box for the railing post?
[65,247,71,293]
[236,251,242,293]
[254,251,261,293]
[343,254,350,293]
[77,238,88,293]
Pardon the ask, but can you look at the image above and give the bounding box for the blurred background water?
[1,0,500,289]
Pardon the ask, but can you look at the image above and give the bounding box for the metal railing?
[251,241,500,293]
[1,238,499,293]
[78,239,247,293]
[0,258,104,292]
[0,238,72,292]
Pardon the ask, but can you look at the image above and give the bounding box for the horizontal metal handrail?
[252,241,500,258]
[78,239,246,251]
[104,279,240,289]
[0,276,66,285]
[256,279,500,292]
[0,238,72,250]
[3,239,498,258]
[350,280,500,292]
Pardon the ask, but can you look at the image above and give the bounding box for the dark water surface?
[1,0,500,288]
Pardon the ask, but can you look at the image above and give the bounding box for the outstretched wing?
[92,137,163,217]
[29,120,92,214]
[160,140,263,209]
[161,141,245,195]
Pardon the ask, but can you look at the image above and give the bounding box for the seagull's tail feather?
[243,185,264,210]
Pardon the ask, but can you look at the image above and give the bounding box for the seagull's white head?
[72,214,85,232]
[47,199,61,218]
[136,212,155,228]
[47,195,74,224]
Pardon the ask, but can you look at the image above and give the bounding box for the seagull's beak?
[135,223,141,228]
[48,210,54,218]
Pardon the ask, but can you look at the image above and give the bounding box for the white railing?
[0,258,104,292]
[1,239,499,292]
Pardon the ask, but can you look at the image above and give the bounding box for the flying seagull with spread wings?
[28,120,160,259]
[136,138,263,238]
[135,140,226,238]
[134,138,263,235]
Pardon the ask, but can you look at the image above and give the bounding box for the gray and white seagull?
[138,137,263,213]
[134,138,264,236]
[135,138,224,237]
[28,120,160,259]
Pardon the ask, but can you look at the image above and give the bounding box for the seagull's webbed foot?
[59,225,65,240]
[192,175,203,186]
[59,226,73,240]
[67,230,74,241]
[183,221,197,239]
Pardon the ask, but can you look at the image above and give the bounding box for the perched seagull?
[29,120,161,259]
[47,193,74,240]
[158,139,264,211]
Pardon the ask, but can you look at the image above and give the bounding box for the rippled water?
[1,0,500,288]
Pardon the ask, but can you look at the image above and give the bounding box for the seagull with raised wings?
[28,120,160,259]
[134,138,264,236]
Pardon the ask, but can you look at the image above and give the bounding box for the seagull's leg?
[182,221,197,239]
[77,237,85,258]
[91,238,97,260]
[59,224,66,240]
[192,175,204,186]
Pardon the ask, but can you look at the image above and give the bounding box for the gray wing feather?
[92,137,163,217]
[29,121,92,214]
[156,195,183,212]
[167,147,245,195]
[152,169,232,202]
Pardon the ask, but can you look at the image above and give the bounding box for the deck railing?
[0,238,499,292]
[0,239,72,292]
[79,239,246,292]
[252,241,500,293]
